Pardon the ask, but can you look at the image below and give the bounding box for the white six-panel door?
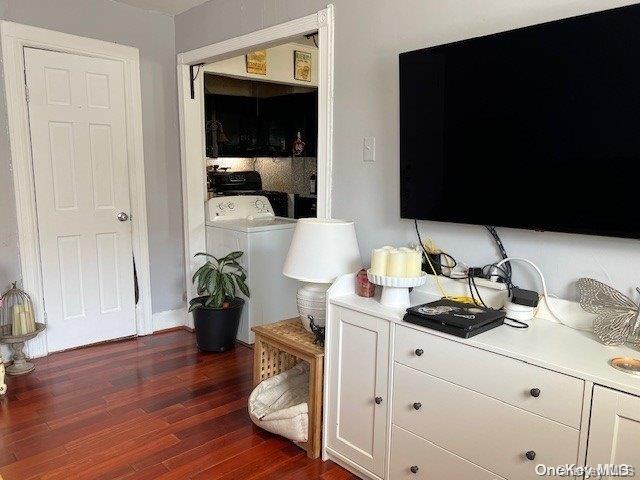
[25,47,136,352]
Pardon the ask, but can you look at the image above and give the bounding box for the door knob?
[415,348,424,356]
[413,402,422,410]
[375,396,383,405]
[117,212,129,222]
[525,451,536,461]
[530,388,541,398]
[410,465,419,474]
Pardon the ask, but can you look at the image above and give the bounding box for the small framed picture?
[246,50,267,75]
[294,50,312,82]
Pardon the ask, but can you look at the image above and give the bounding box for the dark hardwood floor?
[0,330,357,480]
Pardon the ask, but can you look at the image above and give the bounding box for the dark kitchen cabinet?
[205,88,317,158]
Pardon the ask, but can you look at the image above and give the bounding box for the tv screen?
[400,5,640,239]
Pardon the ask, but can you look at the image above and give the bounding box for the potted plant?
[189,251,250,352]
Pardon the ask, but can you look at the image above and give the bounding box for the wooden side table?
[252,318,324,459]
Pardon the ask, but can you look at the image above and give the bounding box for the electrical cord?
[504,317,529,329]
[482,263,513,295]
[495,257,591,331]
[485,226,512,278]
[414,225,582,331]
[467,275,487,307]
[415,220,475,304]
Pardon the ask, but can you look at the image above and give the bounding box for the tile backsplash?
[207,157,317,197]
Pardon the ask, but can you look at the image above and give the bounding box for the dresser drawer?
[394,324,584,427]
[393,363,580,480]
[390,425,505,480]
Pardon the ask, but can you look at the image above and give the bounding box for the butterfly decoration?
[576,278,640,347]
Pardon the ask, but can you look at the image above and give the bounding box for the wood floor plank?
[0,330,354,480]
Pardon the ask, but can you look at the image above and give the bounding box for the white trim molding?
[152,308,187,332]
[1,21,153,358]
[177,6,335,323]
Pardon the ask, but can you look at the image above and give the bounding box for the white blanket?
[248,362,309,442]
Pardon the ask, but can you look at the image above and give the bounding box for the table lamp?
[283,218,361,332]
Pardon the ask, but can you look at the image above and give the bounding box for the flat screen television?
[400,5,640,239]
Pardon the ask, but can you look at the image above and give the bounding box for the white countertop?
[330,288,640,397]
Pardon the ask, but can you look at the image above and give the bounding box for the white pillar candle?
[386,250,406,277]
[12,305,22,336]
[370,248,390,276]
[405,249,423,278]
[23,304,35,331]
[19,312,29,334]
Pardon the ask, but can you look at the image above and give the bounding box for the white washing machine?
[205,195,299,344]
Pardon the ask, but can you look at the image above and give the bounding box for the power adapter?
[504,288,539,322]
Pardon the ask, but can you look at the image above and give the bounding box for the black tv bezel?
[399,4,640,240]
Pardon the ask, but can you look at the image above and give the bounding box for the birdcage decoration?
[0,282,45,376]
[0,282,37,337]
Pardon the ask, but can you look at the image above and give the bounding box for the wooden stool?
[252,318,324,459]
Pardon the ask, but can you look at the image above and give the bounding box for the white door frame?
[177,6,334,325]
[1,21,153,357]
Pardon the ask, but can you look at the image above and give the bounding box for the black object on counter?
[404,299,505,339]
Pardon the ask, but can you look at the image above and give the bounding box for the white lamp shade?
[283,218,361,283]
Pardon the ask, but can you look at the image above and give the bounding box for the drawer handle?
[530,388,541,398]
[525,451,536,461]
[415,348,424,356]
[375,396,383,405]
[410,465,419,474]
[413,402,422,410]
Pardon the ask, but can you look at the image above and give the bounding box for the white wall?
[0,0,185,313]
[205,42,318,86]
[176,0,640,301]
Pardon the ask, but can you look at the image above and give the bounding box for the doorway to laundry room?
[177,8,334,330]
[203,37,319,219]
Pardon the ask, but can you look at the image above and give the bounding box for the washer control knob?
[227,202,235,210]
[255,199,265,209]
[218,202,225,210]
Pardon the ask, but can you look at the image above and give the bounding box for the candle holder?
[367,271,427,308]
[0,282,45,376]
[0,323,46,375]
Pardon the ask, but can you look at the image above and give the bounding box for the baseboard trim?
[154,325,193,334]
[152,308,187,332]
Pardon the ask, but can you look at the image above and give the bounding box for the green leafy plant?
[189,251,250,312]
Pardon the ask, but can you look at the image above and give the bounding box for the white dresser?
[323,275,640,480]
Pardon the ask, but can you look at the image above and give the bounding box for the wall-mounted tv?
[400,4,640,239]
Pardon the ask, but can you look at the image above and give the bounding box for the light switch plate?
[363,136,375,162]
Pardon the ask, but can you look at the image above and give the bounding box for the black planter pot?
[192,297,245,352]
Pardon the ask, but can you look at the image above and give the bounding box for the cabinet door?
[327,306,389,478]
[587,386,640,477]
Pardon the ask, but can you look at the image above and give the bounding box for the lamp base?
[296,283,330,332]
